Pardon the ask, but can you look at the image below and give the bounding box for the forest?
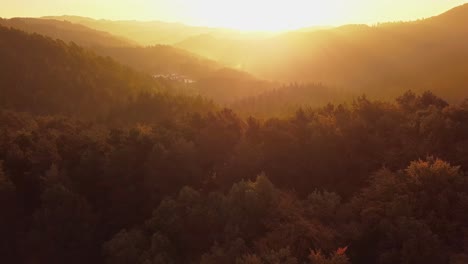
[1,3,468,264]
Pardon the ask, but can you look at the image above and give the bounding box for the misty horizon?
[1,0,467,31]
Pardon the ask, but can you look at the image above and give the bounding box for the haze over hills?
[43,15,276,45]
[90,45,275,103]
[90,45,220,78]
[7,4,468,109]
[0,17,220,77]
[90,44,276,103]
[1,16,275,103]
[176,4,468,101]
[4,4,468,109]
[0,17,137,47]
[0,25,214,122]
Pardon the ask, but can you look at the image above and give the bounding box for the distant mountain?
[43,15,275,45]
[175,27,331,63]
[0,17,224,78]
[0,17,137,47]
[175,4,468,102]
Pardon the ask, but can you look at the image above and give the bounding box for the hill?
[0,26,214,122]
[0,17,222,78]
[89,46,275,103]
[176,4,468,102]
[0,17,137,47]
[1,17,273,103]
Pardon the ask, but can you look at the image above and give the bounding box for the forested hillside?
[88,46,276,103]
[0,26,214,122]
[1,10,468,264]
[0,18,220,78]
[1,18,275,104]
[91,46,274,103]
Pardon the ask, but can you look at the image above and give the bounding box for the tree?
[27,184,97,264]
[0,161,21,262]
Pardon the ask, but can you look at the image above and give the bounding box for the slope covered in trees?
[1,18,274,104]
[231,83,353,118]
[0,18,221,78]
[88,46,275,103]
[91,46,274,103]
[0,26,214,122]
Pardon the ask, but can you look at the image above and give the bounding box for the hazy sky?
[1,0,467,30]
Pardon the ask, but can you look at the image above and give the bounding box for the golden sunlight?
[189,0,347,31]
[2,0,466,32]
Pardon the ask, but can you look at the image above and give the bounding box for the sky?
[1,0,467,31]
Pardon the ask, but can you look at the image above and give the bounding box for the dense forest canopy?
[1,4,468,264]
[2,89,468,263]
[230,83,352,118]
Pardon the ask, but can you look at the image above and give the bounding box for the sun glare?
[188,0,347,31]
[3,0,466,32]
